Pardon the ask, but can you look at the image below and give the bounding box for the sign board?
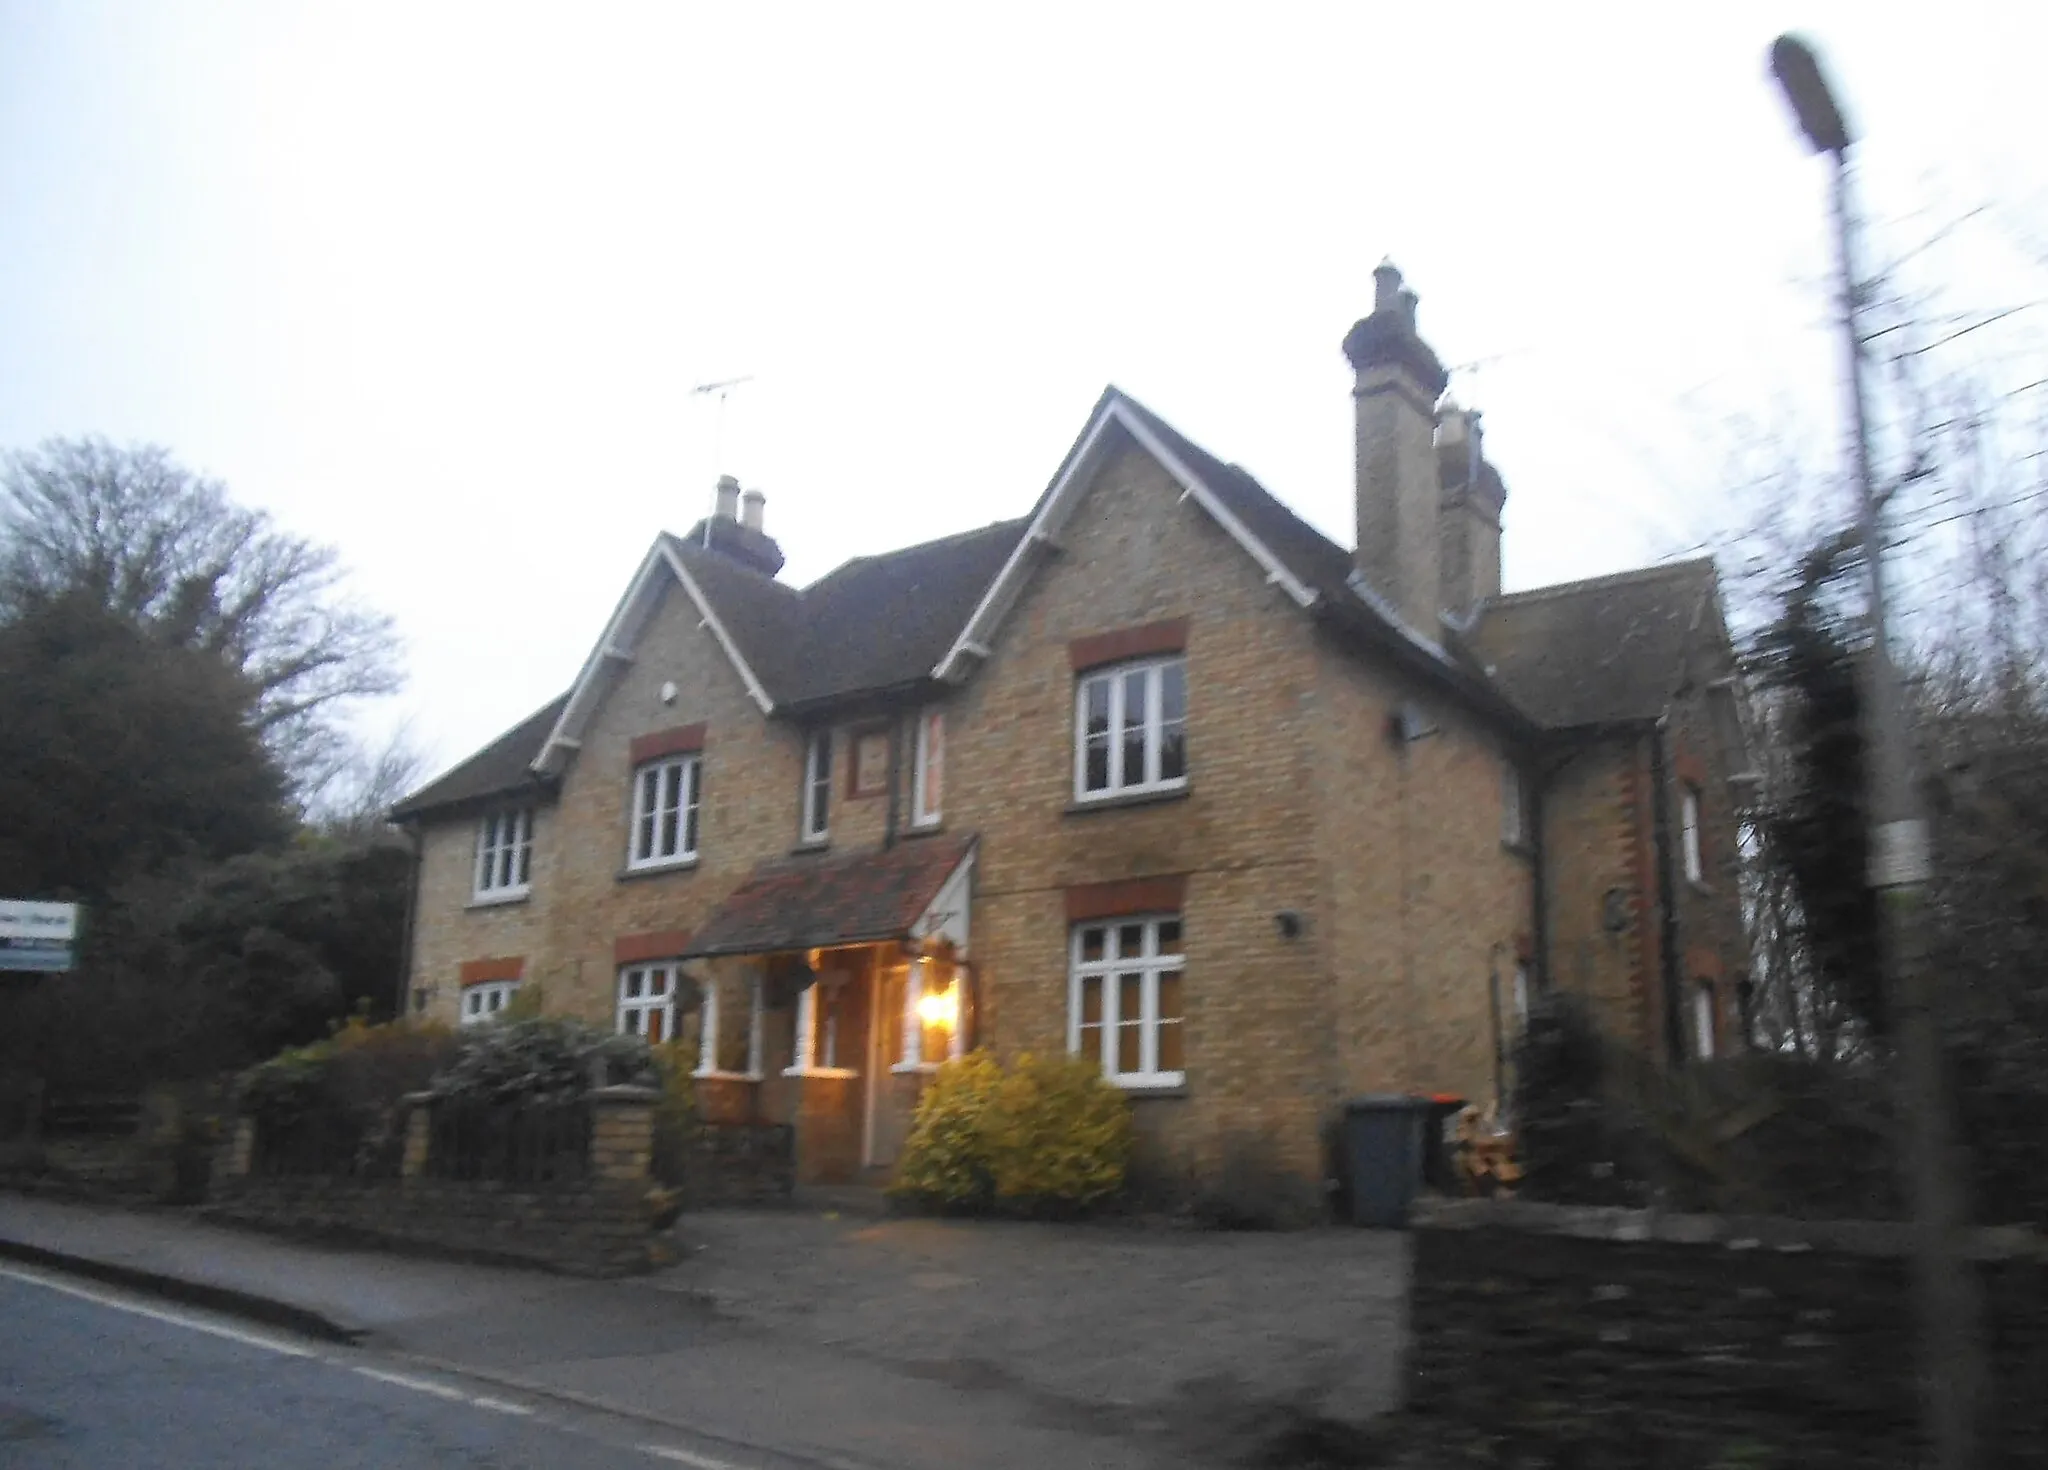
[0,900,81,973]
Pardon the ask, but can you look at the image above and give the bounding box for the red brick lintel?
[629,723,707,766]
[1674,747,1709,788]
[459,956,525,987]
[614,929,694,967]
[1686,945,1723,982]
[1064,874,1188,924]
[1068,618,1190,674]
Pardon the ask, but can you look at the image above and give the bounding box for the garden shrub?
[891,1051,1131,1215]
[426,1015,658,1105]
[238,1014,457,1175]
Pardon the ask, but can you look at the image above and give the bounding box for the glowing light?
[916,984,959,1029]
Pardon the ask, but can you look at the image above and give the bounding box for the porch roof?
[682,834,976,959]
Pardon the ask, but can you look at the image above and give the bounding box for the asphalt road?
[0,1264,805,1470]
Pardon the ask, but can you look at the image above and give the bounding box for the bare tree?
[0,437,401,795]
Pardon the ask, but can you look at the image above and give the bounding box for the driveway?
[661,1207,1413,1428]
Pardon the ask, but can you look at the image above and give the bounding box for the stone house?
[391,263,1751,1194]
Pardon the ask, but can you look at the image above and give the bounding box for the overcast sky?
[4,3,2045,779]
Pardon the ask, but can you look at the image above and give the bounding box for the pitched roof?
[1466,560,1717,729]
[389,694,567,819]
[683,834,975,958]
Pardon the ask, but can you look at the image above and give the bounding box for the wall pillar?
[588,1085,659,1183]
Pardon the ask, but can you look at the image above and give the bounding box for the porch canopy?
[681,834,975,961]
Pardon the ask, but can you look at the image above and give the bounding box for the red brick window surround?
[614,930,693,967]
[1064,875,1188,923]
[457,955,523,1026]
[629,723,706,765]
[1068,618,1189,673]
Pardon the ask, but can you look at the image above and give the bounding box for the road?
[0,1264,808,1470]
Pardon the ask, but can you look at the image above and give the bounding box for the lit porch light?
[916,983,959,1030]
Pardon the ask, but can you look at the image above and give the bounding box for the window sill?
[617,858,700,882]
[889,1061,943,1075]
[1687,878,1714,896]
[693,1069,764,1083]
[467,890,531,909]
[1065,785,1191,817]
[790,838,830,855]
[1500,839,1533,860]
[783,1066,860,1080]
[1114,1077,1189,1098]
[903,819,945,837]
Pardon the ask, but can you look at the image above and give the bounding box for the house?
[391,263,1750,1195]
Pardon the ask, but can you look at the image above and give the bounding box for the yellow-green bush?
[891,1051,1132,1214]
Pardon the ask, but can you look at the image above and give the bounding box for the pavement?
[0,1192,1413,1467]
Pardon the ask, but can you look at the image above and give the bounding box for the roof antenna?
[692,375,755,548]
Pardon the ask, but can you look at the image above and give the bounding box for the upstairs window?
[912,709,944,827]
[1075,656,1187,801]
[1692,982,1716,1060]
[801,731,832,844]
[1681,785,1704,884]
[1069,915,1185,1089]
[629,756,701,869]
[473,808,533,900]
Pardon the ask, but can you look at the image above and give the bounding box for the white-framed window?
[786,968,866,1077]
[695,967,766,1079]
[1501,760,1528,847]
[460,980,518,1025]
[1692,982,1716,1060]
[1069,915,1185,1088]
[912,709,944,828]
[1511,962,1531,1028]
[801,731,831,844]
[473,808,533,900]
[617,963,678,1044]
[1075,656,1187,801]
[1681,785,1704,884]
[629,755,701,869]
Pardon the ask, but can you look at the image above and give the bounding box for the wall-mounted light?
[916,983,960,1030]
[1274,910,1305,941]
[1601,887,1632,934]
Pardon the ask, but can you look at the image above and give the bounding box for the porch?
[664,835,976,1186]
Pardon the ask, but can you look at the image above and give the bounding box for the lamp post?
[1769,34,1984,1469]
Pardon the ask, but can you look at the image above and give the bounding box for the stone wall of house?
[1541,736,1652,1055]
[1407,1199,2048,1468]
[942,434,1335,1189]
[1313,643,1535,1120]
[1665,673,1750,1058]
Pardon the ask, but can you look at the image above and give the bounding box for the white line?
[469,1395,536,1417]
[353,1365,471,1402]
[640,1445,742,1469]
[0,1261,319,1358]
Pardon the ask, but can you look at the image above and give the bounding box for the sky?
[4,3,2045,781]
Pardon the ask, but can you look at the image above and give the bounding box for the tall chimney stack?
[1436,404,1507,619]
[714,474,741,521]
[1342,261,1449,640]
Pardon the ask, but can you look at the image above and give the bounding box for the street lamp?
[1769,33,1983,1470]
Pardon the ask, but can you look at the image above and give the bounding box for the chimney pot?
[1373,259,1404,314]
[714,474,741,521]
[740,488,766,532]
[1397,287,1420,332]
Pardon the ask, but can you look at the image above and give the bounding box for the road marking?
[0,1262,319,1358]
[469,1394,536,1417]
[640,1445,742,1469]
[352,1365,472,1402]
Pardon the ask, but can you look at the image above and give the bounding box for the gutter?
[394,820,424,1022]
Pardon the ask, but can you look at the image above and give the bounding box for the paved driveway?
[661,1208,1412,1428]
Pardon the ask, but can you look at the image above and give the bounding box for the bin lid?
[1342,1094,1438,1114]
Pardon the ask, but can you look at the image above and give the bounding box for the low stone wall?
[209,1085,666,1277]
[206,1174,663,1276]
[1407,1198,2048,1468]
[664,1122,794,1206]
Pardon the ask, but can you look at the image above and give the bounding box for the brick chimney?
[713,474,741,521]
[685,475,785,577]
[1436,402,1507,618]
[1342,261,1449,640]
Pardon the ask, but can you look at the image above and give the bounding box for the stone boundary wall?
[663,1121,794,1206]
[206,1174,662,1277]
[209,1086,665,1277]
[1407,1198,2048,1468]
